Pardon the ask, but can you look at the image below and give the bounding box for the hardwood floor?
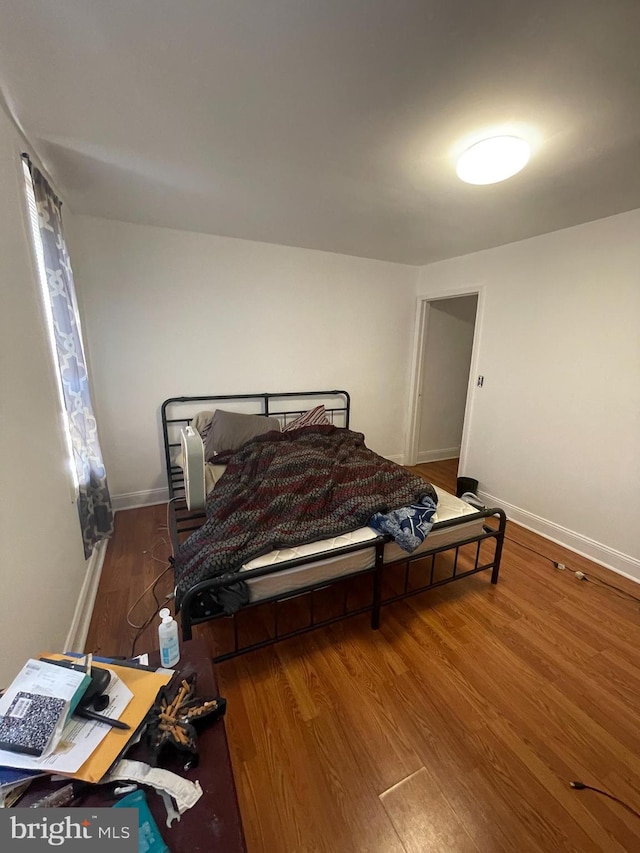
[86,460,640,852]
[406,457,461,493]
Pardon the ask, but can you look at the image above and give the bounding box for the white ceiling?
[1,0,639,265]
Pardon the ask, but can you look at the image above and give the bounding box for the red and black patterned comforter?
[173,425,436,613]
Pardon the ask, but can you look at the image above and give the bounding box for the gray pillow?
[204,409,280,459]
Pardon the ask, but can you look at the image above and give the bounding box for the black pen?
[74,707,131,730]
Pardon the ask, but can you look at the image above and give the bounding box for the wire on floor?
[505,536,558,565]
[142,537,170,563]
[575,573,640,605]
[570,781,640,819]
[128,569,172,658]
[506,537,640,605]
[127,544,174,657]
[129,498,183,657]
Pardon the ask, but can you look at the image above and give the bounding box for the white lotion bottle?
[158,608,181,667]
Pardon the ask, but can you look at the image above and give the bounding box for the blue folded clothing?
[368,494,438,553]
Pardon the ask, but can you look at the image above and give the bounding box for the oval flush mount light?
[456,135,530,185]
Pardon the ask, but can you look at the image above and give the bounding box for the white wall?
[418,295,476,462]
[0,107,90,683]
[69,216,420,508]
[68,202,639,579]
[418,210,640,577]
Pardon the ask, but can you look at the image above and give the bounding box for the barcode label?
[9,697,32,719]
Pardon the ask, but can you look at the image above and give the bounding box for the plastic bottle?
[158,608,180,667]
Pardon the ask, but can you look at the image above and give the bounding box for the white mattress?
[242,486,484,602]
[187,453,485,603]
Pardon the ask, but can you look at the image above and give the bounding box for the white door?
[405,291,482,471]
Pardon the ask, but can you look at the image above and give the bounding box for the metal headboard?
[161,390,351,504]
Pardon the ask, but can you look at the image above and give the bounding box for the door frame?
[404,285,485,469]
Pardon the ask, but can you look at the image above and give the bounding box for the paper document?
[0,668,132,774]
[64,657,173,783]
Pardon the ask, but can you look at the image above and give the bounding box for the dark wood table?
[86,639,247,852]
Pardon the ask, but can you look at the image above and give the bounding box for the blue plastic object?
[113,789,169,853]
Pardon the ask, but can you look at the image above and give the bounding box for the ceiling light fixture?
[456,135,530,185]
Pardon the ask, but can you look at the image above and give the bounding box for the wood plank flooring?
[86,459,640,852]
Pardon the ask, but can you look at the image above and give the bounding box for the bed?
[161,391,506,661]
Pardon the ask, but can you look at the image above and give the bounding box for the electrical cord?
[570,781,640,819]
[127,541,174,657]
[577,573,640,605]
[130,625,151,660]
[130,582,171,658]
[126,566,171,630]
[506,537,640,605]
[128,499,182,657]
[126,541,172,629]
[128,576,169,658]
[505,536,558,565]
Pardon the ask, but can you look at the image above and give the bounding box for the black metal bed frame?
[161,391,506,662]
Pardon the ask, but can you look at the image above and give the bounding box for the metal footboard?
[173,503,506,661]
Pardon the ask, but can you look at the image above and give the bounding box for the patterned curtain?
[26,160,114,558]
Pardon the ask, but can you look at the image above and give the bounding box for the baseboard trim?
[112,487,169,512]
[64,539,108,653]
[479,490,640,583]
[417,447,460,464]
[385,453,405,465]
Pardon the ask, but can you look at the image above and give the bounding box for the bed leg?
[491,509,507,585]
[371,541,384,630]
[181,609,193,641]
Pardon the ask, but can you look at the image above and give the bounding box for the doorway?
[405,290,482,479]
